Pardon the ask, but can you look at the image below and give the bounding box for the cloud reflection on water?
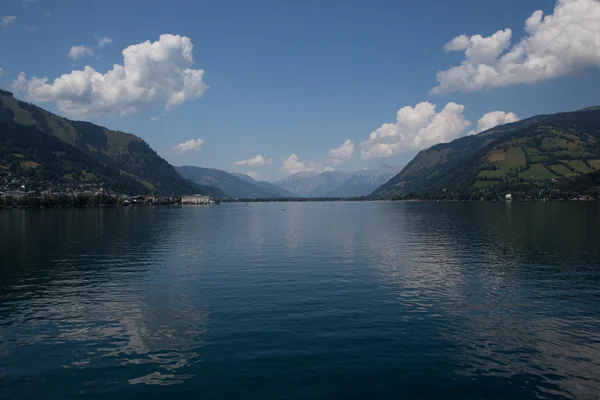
[364,202,600,399]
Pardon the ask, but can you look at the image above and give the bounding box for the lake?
[1,202,600,399]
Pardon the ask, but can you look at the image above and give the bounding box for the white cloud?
[235,154,272,166]
[173,138,203,153]
[328,139,354,164]
[96,36,112,47]
[149,116,159,121]
[281,154,334,175]
[468,111,520,135]
[16,34,208,118]
[2,16,16,27]
[360,102,471,159]
[0,68,3,77]
[433,0,600,94]
[246,170,261,180]
[11,71,28,92]
[45,11,51,17]
[282,154,306,174]
[67,45,93,60]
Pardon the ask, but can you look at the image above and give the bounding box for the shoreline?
[2,198,598,210]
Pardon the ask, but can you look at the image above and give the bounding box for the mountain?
[233,173,296,197]
[275,165,403,197]
[185,179,228,198]
[274,171,342,198]
[371,107,600,199]
[0,122,150,194]
[176,166,292,199]
[0,89,196,195]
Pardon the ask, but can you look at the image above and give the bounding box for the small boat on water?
[505,193,513,201]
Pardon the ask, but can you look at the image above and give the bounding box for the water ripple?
[1,202,600,399]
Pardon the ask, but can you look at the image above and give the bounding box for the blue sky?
[1,0,599,181]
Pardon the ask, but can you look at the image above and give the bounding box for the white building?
[181,194,214,204]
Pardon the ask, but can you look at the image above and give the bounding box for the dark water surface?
[1,202,600,399]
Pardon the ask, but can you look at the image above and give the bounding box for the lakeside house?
[181,194,214,205]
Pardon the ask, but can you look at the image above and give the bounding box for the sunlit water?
[1,202,600,399]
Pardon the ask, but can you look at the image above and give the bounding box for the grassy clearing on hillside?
[141,180,156,191]
[488,149,506,162]
[567,141,581,150]
[81,170,96,181]
[556,150,586,158]
[588,160,600,170]
[3,96,36,125]
[542,137,569,150]
[478,170,506,178]
[530,155,548,163]
[548,164,578,177]
[120,169,155,191]
[45,112,77,144]
[106,129,140,152]
[566,160,593,173]
[506,146,526,167]
[519,163,557,180]
[20,160,40,169]
[12,153,25,158]
[120,169,138,179]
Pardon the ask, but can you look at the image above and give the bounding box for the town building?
[181,194,214,204]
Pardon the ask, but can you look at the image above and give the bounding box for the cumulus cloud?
[2,16,16,27]
[360,102,471,159]
[281,154,334,175]
[67,45,93,60]
[246,170,261,180]
[0,68,3,77]
[15,34,208,118]
[149,116,159,121]
[11,71,28,92]
[328,139,354,164]
[96,36,112,47]
[235,154,272,166]
[468,111,520,135]
[282,154,306,175]
[173,138,203,153]
[433,0,600,94]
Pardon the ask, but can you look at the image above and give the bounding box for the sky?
[1,0,599,181]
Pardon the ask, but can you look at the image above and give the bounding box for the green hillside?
[0,89,196,195]
[0,123,149,194]
[372,108,600,199]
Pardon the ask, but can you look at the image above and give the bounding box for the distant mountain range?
[372,107,600,199]
[0,89,197,195]
[275,164,403,198]
[4,86,599,200]
[176,166,295,199]
[175,165,402,199]
[232,173,295,197]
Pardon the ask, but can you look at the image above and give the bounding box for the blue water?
[1,202,600,399]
